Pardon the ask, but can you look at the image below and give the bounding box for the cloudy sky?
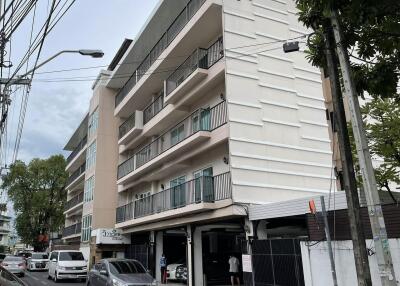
[4,0,159,166]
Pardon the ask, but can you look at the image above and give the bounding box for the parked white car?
[48,250,87,282]
[27,252,49,271]
[166,260,187,282]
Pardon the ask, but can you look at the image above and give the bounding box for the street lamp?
[4,49,104,88]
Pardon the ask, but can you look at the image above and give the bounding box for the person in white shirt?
[228,255,240,286]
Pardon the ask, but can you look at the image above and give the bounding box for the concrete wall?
[300,240,400,286]
[222,0,332,204]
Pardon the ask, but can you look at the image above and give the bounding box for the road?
[21,270,85,286]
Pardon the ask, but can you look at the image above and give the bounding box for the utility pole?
[322,22,372,286]
[330,9,397,285]
[320,196,338,286]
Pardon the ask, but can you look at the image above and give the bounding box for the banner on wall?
[93,228,131,245]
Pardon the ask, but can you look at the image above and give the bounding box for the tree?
[362,98,400,191]
[2,155,68,251]
[296,0,400,100]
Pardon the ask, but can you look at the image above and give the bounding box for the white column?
[187,225,193,286]
[193,227,203,286]
[155,231,163,282]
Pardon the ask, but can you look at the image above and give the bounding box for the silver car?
[87,259,156,286]
[27,252,49,271]
[1,256,26,277]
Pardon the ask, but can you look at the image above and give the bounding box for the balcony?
[115,0,207,108]
[66,136,87,165]
[143,94,164,125]
[165,37,224,105]
[116,172,231,224]
[118,111,144,145]
[117,101,227,181]
[66,162,85,188]
[62,222,81,238]
[64,192,84,212]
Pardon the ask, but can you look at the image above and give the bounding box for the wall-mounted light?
[220,93,225,100]
[223,157,229,164]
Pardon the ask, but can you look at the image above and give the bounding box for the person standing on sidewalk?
[160,253,167,284]
[228,255,240,286]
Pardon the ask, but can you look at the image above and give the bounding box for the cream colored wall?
[91,85,119,229]
[223,0,332,204]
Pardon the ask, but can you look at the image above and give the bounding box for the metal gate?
[245,238,305,286]
[124,243,149,269]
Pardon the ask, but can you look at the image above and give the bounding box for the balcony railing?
[66,136,87,165]
[115,0,207,107]
[64,192,84,211]
[66,162,86,187]
[62,222,82,237]
[117,101,227,180]
[116,172,231,223]
[116,202,134,224]
[166,37,224,96]
[119,113,136,139]
[143,94,164,125]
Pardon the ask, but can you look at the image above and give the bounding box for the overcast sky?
[4,0,159,165]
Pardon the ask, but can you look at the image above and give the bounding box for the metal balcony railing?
[66,136,87,164]
[119,113,136,139]
[115,0,207,107]
[62,222,82,237]
[117,101,227,180]
[115,172,231,223]
[166,37,224,96]
[66,162,86,187]
[116,202,134,224]
[64,192,84,211]
[143,94,164,125]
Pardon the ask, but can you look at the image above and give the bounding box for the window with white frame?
[83,176,95,202]
[86,141,97,170]
[88,108,99,138]
[81,214,92,242]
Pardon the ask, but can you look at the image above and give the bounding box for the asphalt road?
[21,270,85,286]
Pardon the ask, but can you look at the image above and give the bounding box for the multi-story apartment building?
[102,0,332,285]
[0,212,11,249]
[63,71,120,262]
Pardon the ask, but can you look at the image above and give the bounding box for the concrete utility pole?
[320,196,338,286]
[330,10,397,285]
[322,22,373,286]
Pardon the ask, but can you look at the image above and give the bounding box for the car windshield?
[109,261,146,274]
[3,256,23,262]
[59,252,84,261]
[32,253,48,259]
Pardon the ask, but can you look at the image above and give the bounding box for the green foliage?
[2,155,68,251]
[296,0,400,100]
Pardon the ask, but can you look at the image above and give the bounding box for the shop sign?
[94,228,130,245]
[242,254,252,272]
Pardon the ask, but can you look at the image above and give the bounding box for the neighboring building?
[63,71,120,262]
[0,212,11,249]
[104,0,332,285]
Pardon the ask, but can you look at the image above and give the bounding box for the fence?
[66,136,87,164]
[64,192,84,211]
[66,162,86,187]
[244,238,305,286]
[117,100,227,179]
[143,94,164,125]
[115,172,231,223]
[115,0,207,107]
[62,222,82,237]
[166,37,224,95]
[119,113,136,139]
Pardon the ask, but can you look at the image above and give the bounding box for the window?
[32,253,48,259]
[170,124,185,146]
[59,252,84,261]
[84,176,95,202]
[50,252,58,261]
[194,167,214,202]
[135,191,151,200]
[109,260,146,274]
[81,215,92,242]
[88,108,99,138]
[170,176,186,208]
[86,141,97,170]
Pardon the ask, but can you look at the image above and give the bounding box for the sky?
[3,0,159,166]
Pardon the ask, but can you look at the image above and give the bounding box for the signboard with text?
[94,228,131,245]
[242,254,253,273]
